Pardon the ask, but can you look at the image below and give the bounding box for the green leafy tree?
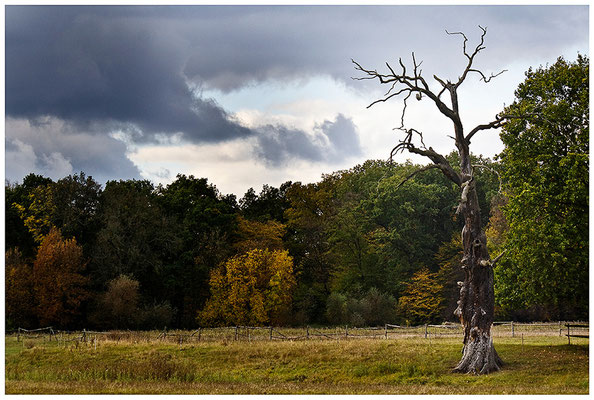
[325,292,348,325]
[497,55,589,320]
[51,172,102,251]
[359,287,397,326]
[157,174,238,327]
[285,178,338,324]
[13,172,102,253]
[239,182,292,222]
[435,234,464,322]
[90,275,141,329]
[90,180,179,297]
[366,164,458,297]
[5,248,37,328]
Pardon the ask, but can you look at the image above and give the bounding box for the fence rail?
[9,321,588,346]
[565,323,589,345]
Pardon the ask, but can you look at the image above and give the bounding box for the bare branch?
[352,55,457,123]
[396,164,440,188]
[433,74,449,100]
[392,127,427,152]
[398,91,413,128]
[445,29,470,59]
[399,143,463,187]
[352,27,502,187]
[385,61,397,77]
[465,116,505,143]
[468,68,508,83]
[367,87,411,109]
[492,250,507,267]
[447,25,506,88]
[466,111,545,143]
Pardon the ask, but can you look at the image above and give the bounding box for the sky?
[4,5,589,197]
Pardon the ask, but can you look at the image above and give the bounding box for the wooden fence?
[565,323,589,345]
[10,321,588,346]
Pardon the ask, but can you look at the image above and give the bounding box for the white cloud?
[39,152,74,179]
[6,138,74,181]
[6,139,38,181]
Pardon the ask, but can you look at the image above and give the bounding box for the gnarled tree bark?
[353,26,508,374]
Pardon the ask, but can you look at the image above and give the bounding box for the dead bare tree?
[353,26,508,374]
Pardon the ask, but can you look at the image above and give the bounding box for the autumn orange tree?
[397,267,444,325]
[33,227,89,328]
[198,249,296,326]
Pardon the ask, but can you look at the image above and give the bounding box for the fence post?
[83,329,87,343]
[424,324,428,339]
[248,328,251,342]
[269,326,273,341]
[17,328,21,342]
[235,326,238,341]
[511,321,515,338]
[567,325,571,345]
[385,324,388,340]
[559,321,562,337]
[345,325,348,339]
[198,328,201,342]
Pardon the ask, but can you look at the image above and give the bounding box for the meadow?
[5,327,588,395]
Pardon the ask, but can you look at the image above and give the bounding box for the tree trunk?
[353,25,508,375]
[453,178,503,374]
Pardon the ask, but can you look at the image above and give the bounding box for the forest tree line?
[5,56,588,330]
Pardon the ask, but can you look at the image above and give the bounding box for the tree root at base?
[452,334,503,375]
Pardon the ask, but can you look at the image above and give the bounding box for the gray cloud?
[254,114,362,166]
[5,117,142,183]
[4,5,587,182]
[6,6,252,144]
[7,6,587,131]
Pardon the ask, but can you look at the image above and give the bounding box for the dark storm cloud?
[254,114,362,166]
[5,5,588,146]
[6,6,252,144]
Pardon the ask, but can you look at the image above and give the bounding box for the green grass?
[5,334,588,394]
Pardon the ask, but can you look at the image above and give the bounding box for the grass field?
[5,333,588,394]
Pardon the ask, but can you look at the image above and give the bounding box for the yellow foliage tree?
[33,227,89,327]
[13,185,55,243]
[233,216,286,254]
[198,249,296,326]
[397,267,444,325]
